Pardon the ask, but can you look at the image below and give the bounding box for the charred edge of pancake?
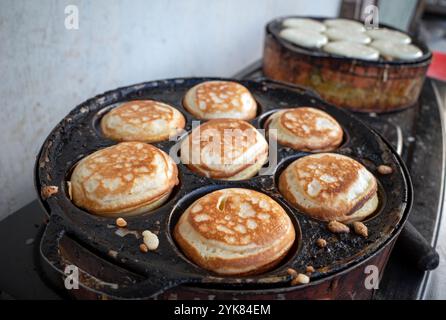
[345,180,378,217]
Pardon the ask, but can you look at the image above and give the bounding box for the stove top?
[233,62,445,299]
[0,66,444,300]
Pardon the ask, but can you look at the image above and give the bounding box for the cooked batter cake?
[180,119,268,180]
[183,81,257,120]
[279,153,378,222]
[70,142,179,216]
[174,188,296,275]
[266,107,343,152]
[101,100,185,143]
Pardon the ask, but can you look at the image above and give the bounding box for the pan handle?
[39,215,191,299]
[397,221,440,271]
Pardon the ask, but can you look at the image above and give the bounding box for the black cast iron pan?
[35,77,412,299]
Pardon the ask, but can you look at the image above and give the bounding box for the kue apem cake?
[183,81,257,120]
[265,107,343,152]
[279,153,378,222]
[69,142,178,216]
[174,188,296,275]
[101,100,185,142]
[180,119,268,180]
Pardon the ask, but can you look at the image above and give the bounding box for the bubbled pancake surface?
[70,142,178,216]
[174,188,296,275]
[279,153,378,222]
[183,81,257,120]
[101,100,185,142]
[267,107,343,152]
[180,119,268,180]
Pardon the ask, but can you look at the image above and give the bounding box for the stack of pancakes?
[279,17,422,61]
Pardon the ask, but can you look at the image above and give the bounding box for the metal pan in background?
[263,16,432,113]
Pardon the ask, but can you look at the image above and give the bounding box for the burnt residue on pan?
[35,77,411,299]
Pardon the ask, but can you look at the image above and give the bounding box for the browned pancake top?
[71,142,178,212]
[280,107,341,139]
[289,154,363,200]
[106,100,175,124]
[186,189,291,246]
[183,119,265,176]
[194,81,253,113]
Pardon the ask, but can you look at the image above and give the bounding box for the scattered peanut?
[328,220,350,234]
[142,230,159,250]
[353,221,368,238]
[316,238,327,248]
[377,165,393,175]
[291,273,310,286]
[108,250,118,258]
[41,185,59,200]
[115,217,127,228]
[286,268,298,278]
[139,243,149,253]
[306,266,315,274]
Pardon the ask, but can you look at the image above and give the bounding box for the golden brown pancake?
[101,100,185,142]
[70,142,178,216]
[266,107,343,151]
[183,81,257,120]
[180,119,268,180]
[174,188,296,275]
[279,153,378,222]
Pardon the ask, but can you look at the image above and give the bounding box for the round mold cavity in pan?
[180,81,265,121]
[91,100,187,143]
[176,122,270,181]
[273,153,387,224]
[35,77,411,297]
[166,185,303,278]
[259,107,351,152]
[63,142,183,220]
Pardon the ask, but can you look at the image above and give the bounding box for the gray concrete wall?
[0,0,340,219]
